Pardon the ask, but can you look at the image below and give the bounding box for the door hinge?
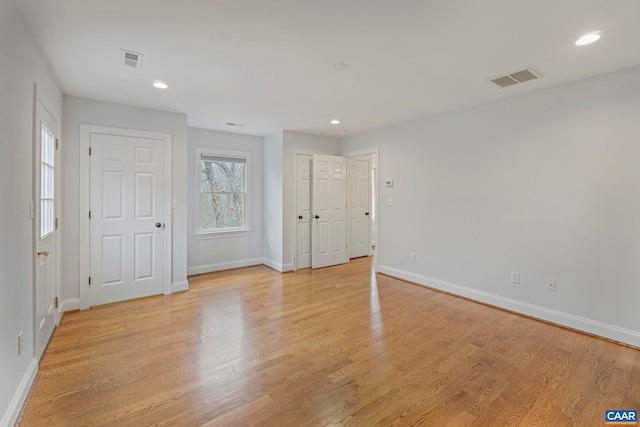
[55,297,59,308]
[89,211,91,219]
[55,139,59,150]
[55,217,59,229]
[89,147,92,155]
[88,276,91,285]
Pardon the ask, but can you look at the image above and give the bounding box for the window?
[41,124,55,238]
[196,148,250,235]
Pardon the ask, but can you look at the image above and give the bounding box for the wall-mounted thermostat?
[385,179,393,187]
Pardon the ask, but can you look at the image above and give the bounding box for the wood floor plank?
[19,257,640,426]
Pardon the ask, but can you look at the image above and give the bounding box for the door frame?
[292,148,337,271]
[78,124,173,309]
[32,84,61,357]
[343,147,380,272]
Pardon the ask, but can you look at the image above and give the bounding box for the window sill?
[195,229,252,240]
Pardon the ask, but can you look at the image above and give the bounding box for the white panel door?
[348,158,371,258]
[90,133,164,306]
[35,100,58,360]
[296,154,313,269]
[312,154,347,269]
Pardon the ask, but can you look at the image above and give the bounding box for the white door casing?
[295,154,313,269]
[89,133,165,306]
[312,154,347,269]
[348,158,371,258]
[34,98,58,360]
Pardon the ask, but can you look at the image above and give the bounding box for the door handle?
[365,212,370,216]
[155,223,163,228]
[298,215,303,220]
[37,250,43,257]
[314,215,320,219]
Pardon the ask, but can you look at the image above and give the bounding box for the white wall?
[283,131,340,270]
[341,66,640,347]
[187,127,264,274]
[0,0,63,425]
[60,96,189,308]
[263,131,284,270]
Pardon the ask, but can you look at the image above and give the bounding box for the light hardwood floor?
[20,257,640,426]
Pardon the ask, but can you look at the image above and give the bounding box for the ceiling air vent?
[122,49,143,69]
[490,68,541,88]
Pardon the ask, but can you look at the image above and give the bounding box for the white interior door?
[312,154,347,269]
[348,158,371,258]
[90,133,165,306]
[296,154,313,269]
[34,100,58,360]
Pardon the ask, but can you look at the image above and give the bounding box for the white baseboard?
[378,265,640,348]
[262,258,283,272]
[58,298,80,318]
[0,358,37,427]
[187,258,263,276]
[282,263,294,272]
[171,280,189,292]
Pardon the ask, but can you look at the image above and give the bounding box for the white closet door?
[348,158,371,258]
[296,154,313,269]
[90,133,165,305]
[312,154,347,269]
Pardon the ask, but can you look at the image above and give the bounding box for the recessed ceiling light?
[153,81,168,89]
[330,119,340,125]
[575,33,601,46]
[332,63,347,71]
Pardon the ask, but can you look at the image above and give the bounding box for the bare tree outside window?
[200,155,246,230]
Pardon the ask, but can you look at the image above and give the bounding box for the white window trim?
[195,147,251,237]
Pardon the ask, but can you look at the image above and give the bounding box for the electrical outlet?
[386,197,393,206]
[546,278,556,291]
[218,244,224,253]
[18,331,23,355]
[410,252,416,261]
[511,272,520,284]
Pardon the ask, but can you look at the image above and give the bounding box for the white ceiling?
[15,0,640,137]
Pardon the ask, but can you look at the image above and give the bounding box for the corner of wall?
[262,257,284,272]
